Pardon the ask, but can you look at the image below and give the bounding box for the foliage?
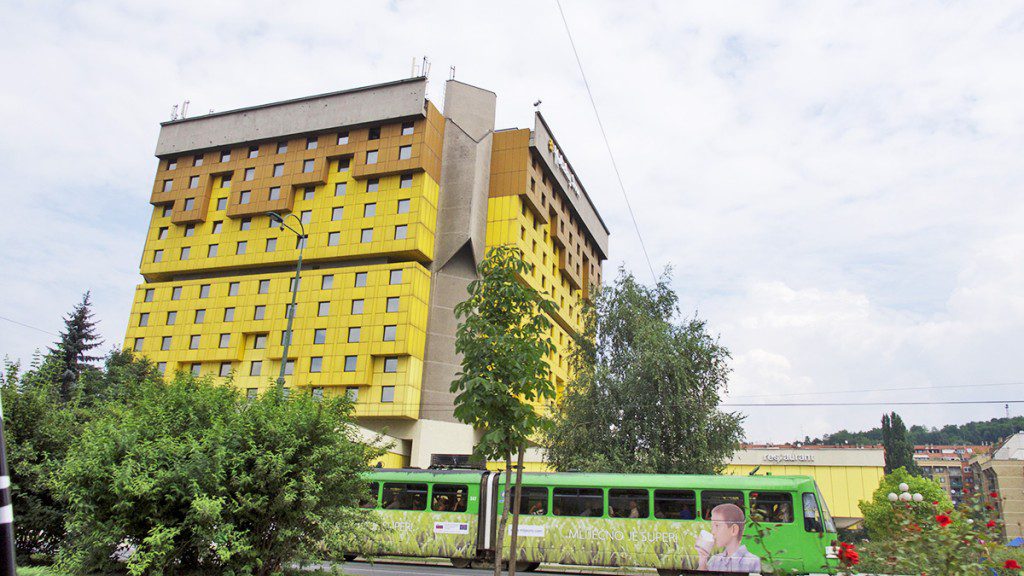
[48,291,103,401]
[859,467,953,540]
[545,267,743,475]
[450,244,557,576]
[857,490,1021,576]
[882,412,921,475]
[52,372,383,576]
[805,415,1024,446]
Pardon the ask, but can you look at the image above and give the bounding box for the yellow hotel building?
[123,77,610,468]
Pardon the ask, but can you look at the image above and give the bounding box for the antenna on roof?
[411,57,418,77]
[421,56,431,79]
[449,66,456,80]
[170,104,179,121]
[180,99,190,119]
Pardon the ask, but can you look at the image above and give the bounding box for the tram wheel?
[521,562,541,572]
[343,555,358,562]
[451,558,473,569]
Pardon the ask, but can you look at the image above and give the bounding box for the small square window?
[401,122,414,136]
[172,286,182,300]
[397,199,411,213]
[162,205,173,217]
[303,159,315,173]
[312,387,324,400]
[386,297,399,312]
[221,150,231,162]
[364,203,376,217]
[190,363,201,376]
[310,357,323,372]
[344,356,357,372]
[189,335,201,349]
[351,299,364,314]
[138,312,149,326]
[398,145,412,160]
[368,127,381,140]
[273,163,284,177]
[244,167,255,181]
[284,304,295,319]
[189,175,199,188]
[366,178,379,192]
[199,284,210,298]
[212,221,223,234]
[266,238,277,252]
[158,227,168,240]
[383,325,397,341]
[248,146,259,159]
[224,307,235,322]
[167,311,177,324]
[240,217,251,231]
[153,249,164,262]
[277,141,288,154]
[360,229,373,243]
[306,137,318,150]
[184,224,195,237]
[346,386,359,401]
[254,305,266,320]
[337,158,350,173]
[400,174,413,189]
[318,302,330,316]
[389,270,403,285]
[366,150,378,165]
[321,274,334,289]
[269,186,281,200]
[295,236,306,249]
[394,225,408,240]
[162,179,173,192]
[219,334,231,348]
[236,241,247,255]
[239,190,251,204]
[384,357,399,373]
[183,198,195,211]
[254,334,267,349]
[301,210,311,224]
[221,175,231,188]
[314,328,327,344]
[228,282,239,296]
[258,279,270,294]
[283,360,294,376]
[335,182,347,196]
[354,272,368,287]
[180,247,190,260]
[207,244,218,257]
[144,288,155,302]
[133,337,144,351]
[167,158,177,170]
[328,231,340,246]
[303,187,315,201]
[157,362,166,374]
[246,387,257,400]
[250,361,262,376]
[338,132,349,145]
[381,386,395,403]
[161,336,172,350]
[195,309,206,323]
[348,327,361,342]
[219,362,232,377]
[332,207,344,221]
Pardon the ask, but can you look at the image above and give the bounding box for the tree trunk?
[508,447,526,576]
[493,454,513,576]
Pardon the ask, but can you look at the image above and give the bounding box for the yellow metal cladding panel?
[123,262,431,420]
[724,464,885,519]
[374,452,410,468]
[487,460,553,473]
[141,171,439,279]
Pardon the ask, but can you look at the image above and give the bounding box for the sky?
[2,1,1023,442]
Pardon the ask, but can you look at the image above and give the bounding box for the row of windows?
[158,366,398,403]
[164,122,416,171]
[363,482,469,512]
[141,270,404,303]
[136,296,402,332]
[133,321,402,353]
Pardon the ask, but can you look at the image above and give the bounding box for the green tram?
[349,469,840,574]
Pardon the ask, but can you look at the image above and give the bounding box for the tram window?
[750,491,793,523]
[701,491,744,520]
[432,484,468,512]
[518,487,549,516]
[382,483,428,511]
[653,490,697,520]
[609,489,649,519]
[553,487,603,517]
[361,482,380,509]
[802,493,823,532]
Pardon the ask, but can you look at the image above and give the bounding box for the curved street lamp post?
[267,211,307,393]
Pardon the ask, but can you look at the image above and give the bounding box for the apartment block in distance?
[123,77,609,467]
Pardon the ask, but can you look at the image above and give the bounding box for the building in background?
[123,77,608,467]
[913,444,988,504]
[970,433,1024,541]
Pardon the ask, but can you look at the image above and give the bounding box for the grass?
[17,567,67,576]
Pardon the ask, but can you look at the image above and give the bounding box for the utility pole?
[0,390,17,576]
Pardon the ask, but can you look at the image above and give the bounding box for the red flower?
[935,514,952,527]
[837,542,860,566]
[987,520,997,527]
[1004,559,1021,569]
[932,500,939,505]
[990,491,999,498]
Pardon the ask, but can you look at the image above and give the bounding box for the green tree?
[546,267,744,474]
[882,412,921,475]
[53,374,382,576]
[858,467,952,539]
[48,292,103,402]
[451,245,556,576]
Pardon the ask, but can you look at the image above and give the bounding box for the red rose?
[935,514,952,527]
[837,542,860,566]
[987,520,996,527]
[990,491,999,498]
[1004,559,1021,569]
[932,500,939,505]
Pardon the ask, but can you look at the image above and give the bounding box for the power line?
[722,400,1024,407]
[0,314,57,336]
[554,0,657,283]
[730,381,1024,399]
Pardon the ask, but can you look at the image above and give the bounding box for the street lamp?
[0,390,16,576]
[267,211,307,394]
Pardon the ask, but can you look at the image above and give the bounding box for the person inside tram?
[628,500,641,518]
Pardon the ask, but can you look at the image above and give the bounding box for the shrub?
[858,467,952,539]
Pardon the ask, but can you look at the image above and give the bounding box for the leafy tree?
[48,292,103,401]
[807,416,1024,446]
[858,467,952,539]
[882,412,922,475]
[546,267,744,474]
[451,245,556,576]
[53,374,383,576]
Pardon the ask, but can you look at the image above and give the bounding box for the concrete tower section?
[124,77,609,467]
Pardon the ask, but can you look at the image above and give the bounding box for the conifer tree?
[882,411,921,475]
[49,291,103,401]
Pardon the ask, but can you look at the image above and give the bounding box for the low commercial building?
[970,433,1024,541]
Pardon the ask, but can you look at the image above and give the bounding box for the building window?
[310,357,323,373]
[306,137,318,150]
[360,229,372,243]
[250,361,262,376]
[284,303,295,319]
[184,224,195,237]
[368,127,380,140]
[199,284,210,298]
[166,311,177,325]
[386,297,400,313]
[314,328,326,344]
[240,217,251,230]
[401,121,414,136]
[153,249,163,263]
[327,231,340,246]
[344,356,357,372]
[384,357,399,373]
[337,158,350,173]
[219,362,232,377]
[133,337,144,351]
[258,279,270,294]
[363,203,376,217]
[366,150,378,164]
[207,244,218,258]
[223,307,235,322]
[335,182,347,196]
[183,198,195,211]
[394,225,408,240]
[338,132,349,145]
[254,305,266,320]
[318,302,330,316]
[381,386,395,403]
[397,199,410,214]
[303,159,315,173]
[296,236,306,249]
[345,386,358,401]
[158,226,169,239]
[366,178,379,192]
[348,327,360,343]
[189,175,199,189]
[276,141,288,154]
[321,274,334,289]
[212,221,223,234]
[191,363,201,376]
[167,158,177,170]
[398,145,412,160]
[254,334,267,349]
[171,286,182,300]
[221,174,231,188]
[239,190,251,204]
[312,387,324,400]
[383,325,397,342]
[268,186,281,201]
[283,360,294,376]
[400,174,413,189]
[332,207,344,221]
[180,247,190,260]
[303,187,315,201]
[221,150,231,163]
[300,210,311,225]
[248,146,259,159]
[144,288,155,302]
[273,163,284,177]
[244,167,255,181]
[236,240,247,255]
[354,272,368,287]
[228,282,239,296]
[162,179,173,192]
[189,335,201,350]
[157,362,166,374]
[265,238,277,252]
[161,336,172,350]
[389,270,402,285]
[351,299,364,314]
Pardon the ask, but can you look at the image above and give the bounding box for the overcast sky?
[2,1,1023,442]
